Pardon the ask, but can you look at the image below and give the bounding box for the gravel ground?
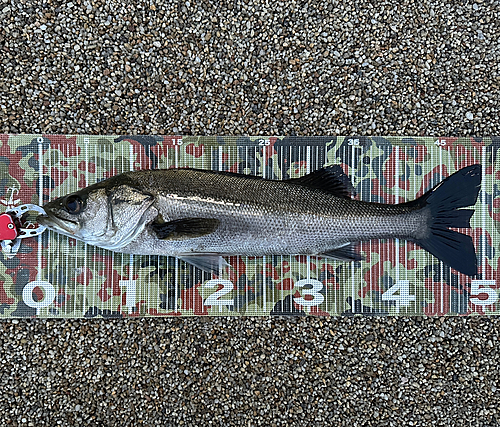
[1,0,500,426]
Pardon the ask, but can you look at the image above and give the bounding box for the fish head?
[38,183,155,250]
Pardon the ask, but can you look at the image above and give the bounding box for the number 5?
[470,280,498,306]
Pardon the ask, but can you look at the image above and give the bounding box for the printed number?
[435,139,446,146]
[381,280,415,313]
[470,280,498,306]
[258,139,270,146]
[173,138,183,146]
[293,279,324,307]
[22,281,56,309]
[119,280,137,308]
[204,279,234,306]
[348,138,360,146]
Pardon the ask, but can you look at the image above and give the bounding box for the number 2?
[203,279,234,306]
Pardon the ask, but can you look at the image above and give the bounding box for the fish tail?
[406,165,481,276]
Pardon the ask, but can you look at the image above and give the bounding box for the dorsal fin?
[288,166,356,199]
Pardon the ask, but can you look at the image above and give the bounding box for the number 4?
[381,280,415,313]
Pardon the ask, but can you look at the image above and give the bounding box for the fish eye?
[65,195,83,215]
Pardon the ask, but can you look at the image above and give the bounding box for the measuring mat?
[0,134,498,318]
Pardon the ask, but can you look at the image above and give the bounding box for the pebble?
[0,318,499,426]
[0,0,497,136]
[0,0,499,426]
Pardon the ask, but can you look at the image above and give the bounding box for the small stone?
[466,112,474,120]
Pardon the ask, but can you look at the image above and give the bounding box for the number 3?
[293,279,324,307]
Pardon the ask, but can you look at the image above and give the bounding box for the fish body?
[38,165,481,276]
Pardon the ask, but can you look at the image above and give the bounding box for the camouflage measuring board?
[0,134,498,318]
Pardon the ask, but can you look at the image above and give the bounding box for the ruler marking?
[120,142,125,316]
[263,136,267,312]
[92,142,98,312]
[404,144,408,313]
[37,137,44,300]
[439,142,444,315]
[72,143,77,316]
[395,145,400,312]
[139,140,144,314]
[66,143,70,317]
[456,143,461,313]
[448,142,452,312]
[351,142,356,312]
[60,143,64,317]
[246,144,250,314]
[482,145,487,281]
[488,140,494,292]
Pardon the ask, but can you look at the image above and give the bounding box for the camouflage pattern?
[0,134,498,318]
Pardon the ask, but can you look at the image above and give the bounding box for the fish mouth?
[37,212,79,236]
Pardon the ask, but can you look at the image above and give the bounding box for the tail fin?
[410,165,481,276]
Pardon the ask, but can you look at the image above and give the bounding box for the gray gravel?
[0,0,499,136]
[1,0,500,426]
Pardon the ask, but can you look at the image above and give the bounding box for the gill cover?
[102,185,155,250]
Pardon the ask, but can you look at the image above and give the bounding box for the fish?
[37,164,482,276]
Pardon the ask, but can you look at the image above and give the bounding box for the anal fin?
[320,243,363,262]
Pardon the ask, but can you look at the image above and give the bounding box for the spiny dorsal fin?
[288,165,356,199]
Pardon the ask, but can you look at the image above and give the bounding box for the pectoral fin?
[150,217,220,240]
[321,243,363,262]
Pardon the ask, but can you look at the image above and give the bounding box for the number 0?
[23,281,56,309]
